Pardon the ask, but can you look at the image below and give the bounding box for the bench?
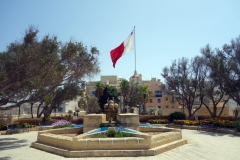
[39,122,53,131]
[6,124,29,134]
[197,122,218,133]
[166,121,184,130]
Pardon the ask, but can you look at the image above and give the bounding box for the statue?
[104,100,119,122]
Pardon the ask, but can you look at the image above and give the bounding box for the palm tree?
[140,85,152,115]
[120,80,130,112]
[95,82,105,98]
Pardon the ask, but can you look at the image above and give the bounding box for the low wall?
[36,127,183,150]
[139,126,181,133]
[151,132,182,148]
[83,114,106,133]
[117,113,139,131]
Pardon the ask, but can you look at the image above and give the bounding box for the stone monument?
[104,100,118,122]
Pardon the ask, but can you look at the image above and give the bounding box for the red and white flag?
[110,30,134,68]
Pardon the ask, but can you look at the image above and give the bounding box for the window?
[91,90,96,96]
[150,99,152,103]
[158,99,161,103]
[158,106,161,109]
[166,106,169,108]
[155,91,162,97]
[166,97,168,101]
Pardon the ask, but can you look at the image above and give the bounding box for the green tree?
[0,27,100,120]
[162,57,204,119]
[221,35,240,106]
[97,85,120,112]
[119,80,130,112]
[83,96,101,114]
[128,82,141,109]
[140,85,152,114]
[200,45,230,118]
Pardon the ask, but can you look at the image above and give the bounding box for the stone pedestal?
[83,114,106,133]
[117,113,139,131]
[104,109,118,121]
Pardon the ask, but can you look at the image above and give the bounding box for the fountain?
[31,102,187,157]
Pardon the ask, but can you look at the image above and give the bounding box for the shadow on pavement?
[0,138,17,142]
[0,138,28,151]
[193,131,227,136]
[0,157,12,160]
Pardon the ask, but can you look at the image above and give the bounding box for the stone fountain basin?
[31,126,187,157]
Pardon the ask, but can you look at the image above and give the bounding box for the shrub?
[115,132,132,137]
[23,123,36,128]
[233,118,240,132]
[68,110,73,115]
[94,134,108,138]
[52,119,71,129]
[169,112,186,122]
[149,119,168,124]
[94,130,132,138]
[146,107,155,115]
[107,129,116,137]
[140,115,169,123]
[0,118,7,130]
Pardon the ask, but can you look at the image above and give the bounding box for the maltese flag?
[110,30,134,68]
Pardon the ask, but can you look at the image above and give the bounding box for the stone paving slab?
[0,130,240,160]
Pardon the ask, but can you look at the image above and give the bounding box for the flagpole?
[134,26,137,74]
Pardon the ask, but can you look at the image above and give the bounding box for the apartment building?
[142,78,166,110]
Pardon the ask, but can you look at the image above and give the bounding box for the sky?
[0,0,240,83]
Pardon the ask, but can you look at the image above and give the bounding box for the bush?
[115,132,132,138]
[146,107,162,115]
[139,115,169,123]
[52,120,71,129]
[169,112,186,122]
[68,110,73,115]
[94,130,132,138]
[23,123,36,128]
[148,119,168,124]
[233,118,240,132]
[107,129,116,137]
[94,134,108,138]
[52,124,71,129]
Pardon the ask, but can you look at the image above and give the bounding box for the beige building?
[142,78,164,109]
[140,77,179,110]
[129,71,143,85]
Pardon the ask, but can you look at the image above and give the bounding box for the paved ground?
[0,130,240,160]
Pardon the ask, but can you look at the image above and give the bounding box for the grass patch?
[94,129,133,138]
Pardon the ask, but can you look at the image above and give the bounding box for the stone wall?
[36,128,183,151]
[83,114,106,133]
[117,113,139,131]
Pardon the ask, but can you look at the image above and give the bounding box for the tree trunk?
[30,103,33,119]
[187,108,192,120]
[18,105,20,119]
[37,101,44,118]
[43,106,50,122]
[213,105,217,118]
[144,103,146,115]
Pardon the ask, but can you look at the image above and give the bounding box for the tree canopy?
[0,27,100,119]
[162,35,240,118]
